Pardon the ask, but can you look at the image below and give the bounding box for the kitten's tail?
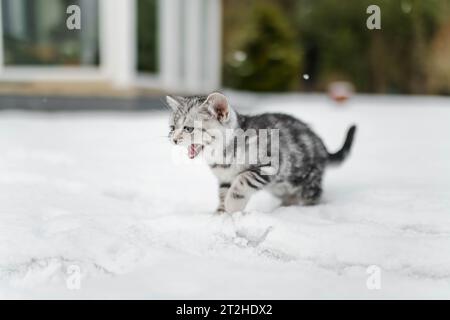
[327,125,357,166]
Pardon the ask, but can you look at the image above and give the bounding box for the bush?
[223,0,450,95]
[294,0,445,94]
[223,2,301,92]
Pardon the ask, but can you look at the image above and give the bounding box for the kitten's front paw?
[215,207,226,214]
[224,197,246,214]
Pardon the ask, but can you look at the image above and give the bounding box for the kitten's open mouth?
[187,144,204,159]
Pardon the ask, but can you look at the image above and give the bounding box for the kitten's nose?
[173,137,179,145]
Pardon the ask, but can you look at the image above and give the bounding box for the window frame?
[0,0,107,82]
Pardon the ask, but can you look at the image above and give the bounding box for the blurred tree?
[427,22,450,95]
[222,0,450,95]
[223,1,301,91]
[295,0,444,94]
[295,0,371,91]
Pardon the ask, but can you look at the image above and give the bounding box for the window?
[137,0,158,73]
[1,0,99,66]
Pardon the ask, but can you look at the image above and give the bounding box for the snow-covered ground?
[1,94,449,299]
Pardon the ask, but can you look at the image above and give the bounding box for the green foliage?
[222,0,450,94]
[295,0,445,93]
[223,2,301,92]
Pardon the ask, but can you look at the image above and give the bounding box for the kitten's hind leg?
[216,182,230,214]
[300,185,322,205]
[299,165,324,205]
[281,193,301,206]
[267,182,301,207]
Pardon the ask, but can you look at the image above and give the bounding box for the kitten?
[167,92,356,213]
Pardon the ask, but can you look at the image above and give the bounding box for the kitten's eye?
[169,125,175,132]
[184,126,194,133]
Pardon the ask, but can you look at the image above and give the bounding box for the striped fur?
[167,93,356,213]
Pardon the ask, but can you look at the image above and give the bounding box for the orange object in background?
[328,82,355,103]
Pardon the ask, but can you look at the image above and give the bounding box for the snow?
[1,93,449,299]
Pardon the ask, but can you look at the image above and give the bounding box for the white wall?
[159,0,222,93]
[102,0,137,88]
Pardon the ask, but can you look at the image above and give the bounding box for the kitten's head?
[166,92,236,159]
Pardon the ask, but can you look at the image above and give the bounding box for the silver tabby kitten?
[167,92,356,213]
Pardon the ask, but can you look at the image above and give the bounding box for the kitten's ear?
[165,95,183,112]
[202,92,230,122]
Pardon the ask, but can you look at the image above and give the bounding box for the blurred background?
[0,0,449,111]
[223,0,450,95]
